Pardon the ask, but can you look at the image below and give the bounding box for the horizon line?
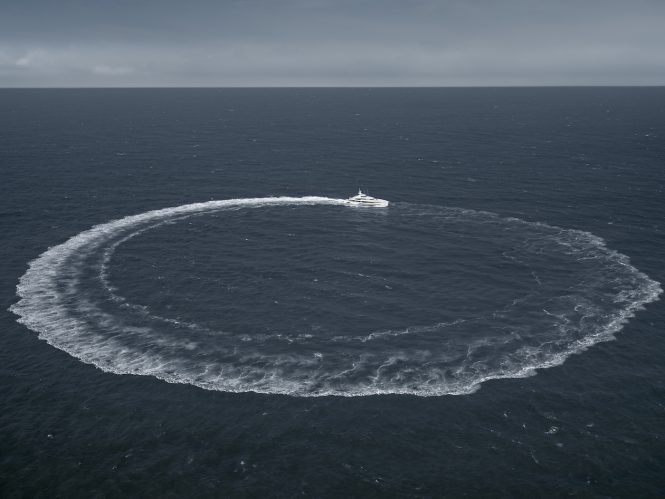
[1,84,664,90]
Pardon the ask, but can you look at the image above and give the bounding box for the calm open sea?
[1,88,664,497]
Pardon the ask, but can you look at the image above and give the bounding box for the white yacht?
[345,190,389,208]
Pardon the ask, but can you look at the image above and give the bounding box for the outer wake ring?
[9,197,662,397]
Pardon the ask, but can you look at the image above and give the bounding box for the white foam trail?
[333,319,472,343]
[9,197,344,384]
[8,197,663,397]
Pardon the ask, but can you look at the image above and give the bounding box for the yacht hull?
[344,199,389,208]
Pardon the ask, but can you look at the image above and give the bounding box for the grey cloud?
[1,0,664,87]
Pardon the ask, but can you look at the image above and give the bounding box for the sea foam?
[9,197,662,397]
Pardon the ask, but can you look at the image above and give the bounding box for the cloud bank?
[1,0,664,87]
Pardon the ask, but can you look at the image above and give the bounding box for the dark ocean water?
[1,88,664,497]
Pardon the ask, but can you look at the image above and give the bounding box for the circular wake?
[9,197,662,396]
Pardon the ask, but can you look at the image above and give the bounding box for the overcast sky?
[1,0,664,87]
